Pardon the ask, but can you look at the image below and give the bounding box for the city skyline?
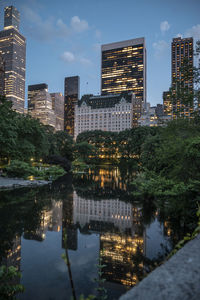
[0,0,199,106]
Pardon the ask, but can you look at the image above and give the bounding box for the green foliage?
[78,295,95,300]
[37,165,66,180]
[74,142,97,162]
[0,96,73,165]
[0,265,24,300]
[72,158,89,172]
[4,160,36,179]
[168,205,200,258]
[4,160,66,180]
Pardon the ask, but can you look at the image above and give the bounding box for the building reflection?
[1,235,21,285]
[62,189,146,288]
[24,200,62,241]
[62,192,77,251]
[1,235,21,271]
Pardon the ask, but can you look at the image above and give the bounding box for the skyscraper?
[28,83,56,128]
[0,6,26,113]
[50,93,64,131]
[0,54,5,96]
[101,38,146,107]
[164,37,193,118]
[64,76,80,136]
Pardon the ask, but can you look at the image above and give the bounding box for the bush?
[36,165,66,180]
[0,265,24,300]
[4,160,36,179]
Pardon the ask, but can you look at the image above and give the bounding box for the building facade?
[139,103,170,126]
[50,93,64,131]
[101,38,146,107]
[163,37,193,118]
[0,6,26,113]
[74,92,141,139]
[28,84,56,128]
[64,76,80,136]
[0,54,5,96]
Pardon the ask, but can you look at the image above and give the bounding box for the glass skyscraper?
[64,76,80,136]
[101,38,146,108]
[0,6,26,113]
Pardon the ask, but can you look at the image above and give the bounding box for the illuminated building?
[0,54,5,96]
[50,93,64,131]
[0,6,26,113]
[64,76,80,136]
[101,38,146,108]
[28,83,56,128]
[138,103,170,126]
[74,92,141,139]
[164,37,193,118]
[163,90,172,118]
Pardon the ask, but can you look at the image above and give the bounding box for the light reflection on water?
[0,168,172,300]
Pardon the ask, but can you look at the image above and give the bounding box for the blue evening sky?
[0,0,200,105]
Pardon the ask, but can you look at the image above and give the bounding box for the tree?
[53,131,73,161]
[0,96,18,160]
[74,142,96,162]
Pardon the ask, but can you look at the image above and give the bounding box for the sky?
[0,0,200,106]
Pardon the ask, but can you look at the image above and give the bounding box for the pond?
[0,167,189,300]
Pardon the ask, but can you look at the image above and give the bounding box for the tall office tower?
[101,38,146,108]
[0,6,26,113]
[50,93,64,131]
[64,76,80,136]
[0,54,5,96]
[164,37,193,118]
[28,84,56,128]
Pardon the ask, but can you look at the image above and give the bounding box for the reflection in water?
[24,200,62,241]
[0,168,186,299]
[70,191,146,287]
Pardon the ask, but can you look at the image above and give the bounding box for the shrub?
[37,165,66,180]
[4,160,36,179]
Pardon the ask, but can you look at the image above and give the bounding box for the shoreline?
[0,176,50,190]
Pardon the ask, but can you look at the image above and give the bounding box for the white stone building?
[74,92,141,139]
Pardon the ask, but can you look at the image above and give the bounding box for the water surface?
[0,168,183,299]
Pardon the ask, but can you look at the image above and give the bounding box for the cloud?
[185,24,200,39]
[21,5,89,41]
[80,57,92,66]
[56,19,69,37]
[60,51,92,66]
[60,51,75,62]
[70,16,89,33]
[160,21,170,33]
[153,40,169,58]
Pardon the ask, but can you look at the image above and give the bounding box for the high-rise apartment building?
[28,84,56,128]
[64,76,80,136]
[0,54,5,96]
[164,37,193,118]
[101,38,146,107]
[50,93,64,131]
[0,6,26,113]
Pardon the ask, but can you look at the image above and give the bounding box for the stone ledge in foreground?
[0,176,50,190]
[120,234,200,300]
